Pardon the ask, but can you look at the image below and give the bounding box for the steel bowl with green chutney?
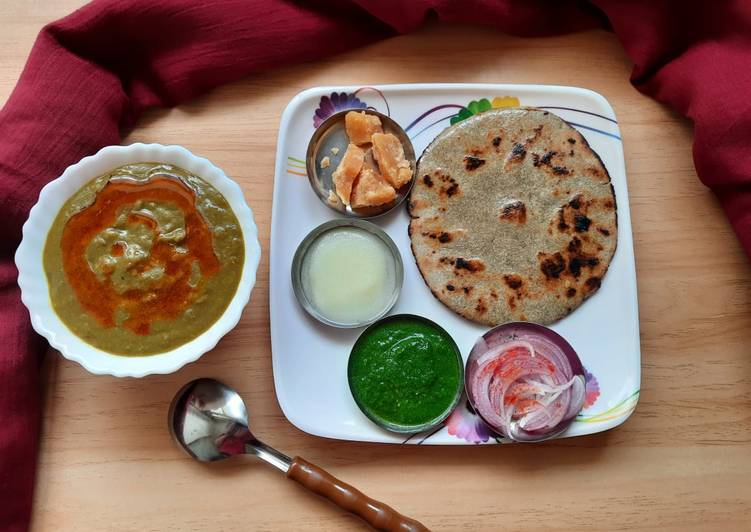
[347,314,464,433]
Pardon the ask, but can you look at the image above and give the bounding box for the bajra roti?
[408,107,617,326]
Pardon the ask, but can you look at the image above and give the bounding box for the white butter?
[301,227,395,324]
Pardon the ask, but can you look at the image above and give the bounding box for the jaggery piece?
[332,143,365,205]
[326,190,340,206]
[351,156,396,208]
[345,111,383,146]
[371,132,413,189]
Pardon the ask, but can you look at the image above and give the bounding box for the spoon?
[169,378,429,532]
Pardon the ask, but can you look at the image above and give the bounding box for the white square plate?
[270,84,640,444]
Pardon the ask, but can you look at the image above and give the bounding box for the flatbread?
[408,108,617,326]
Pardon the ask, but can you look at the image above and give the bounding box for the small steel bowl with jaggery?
[305,109,417,218]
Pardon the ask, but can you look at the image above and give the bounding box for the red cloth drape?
[2,1,749,529]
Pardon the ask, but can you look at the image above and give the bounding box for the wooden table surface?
[3,2,750,530]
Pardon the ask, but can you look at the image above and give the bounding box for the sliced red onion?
[465,323,585,442]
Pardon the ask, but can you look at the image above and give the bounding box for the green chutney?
[348,315,463,431]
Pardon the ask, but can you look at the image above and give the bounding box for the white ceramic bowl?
[15,143,261,377]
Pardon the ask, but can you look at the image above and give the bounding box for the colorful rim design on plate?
[286,88,622,176]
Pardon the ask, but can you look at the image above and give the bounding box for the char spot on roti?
[422,230,453,244]
[539,252,566,279]
[503,274,523,289]
[574,214,592,232]
[455,257,485,273]
[510,143,526,161]
[464,155,485,171]
[408,107,617,326]
[500,200,527,224]
[585,276,602,290]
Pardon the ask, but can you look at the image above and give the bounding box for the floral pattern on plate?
[444,366,601,444]
[313,92,367,128]
[450,96,521,124]
[445,397,494,444]
[312,87,391,128]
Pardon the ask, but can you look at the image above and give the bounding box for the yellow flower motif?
[451,96,522,125]
[492,96,520,108]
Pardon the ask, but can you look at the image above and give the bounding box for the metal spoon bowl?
[169,378,429,532]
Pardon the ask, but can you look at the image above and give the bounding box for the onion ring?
[465,323,585,442]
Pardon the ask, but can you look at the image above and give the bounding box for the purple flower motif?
[313,92,367,128]
[446,399,493,444]
[583,367,600,410]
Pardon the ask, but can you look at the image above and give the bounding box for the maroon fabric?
[2,0,750,529]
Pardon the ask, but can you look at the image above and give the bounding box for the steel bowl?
[348,314,464,434]
[305,109,416,218]
[291,218,404,328]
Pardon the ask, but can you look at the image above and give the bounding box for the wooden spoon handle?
[287,456,430,532]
